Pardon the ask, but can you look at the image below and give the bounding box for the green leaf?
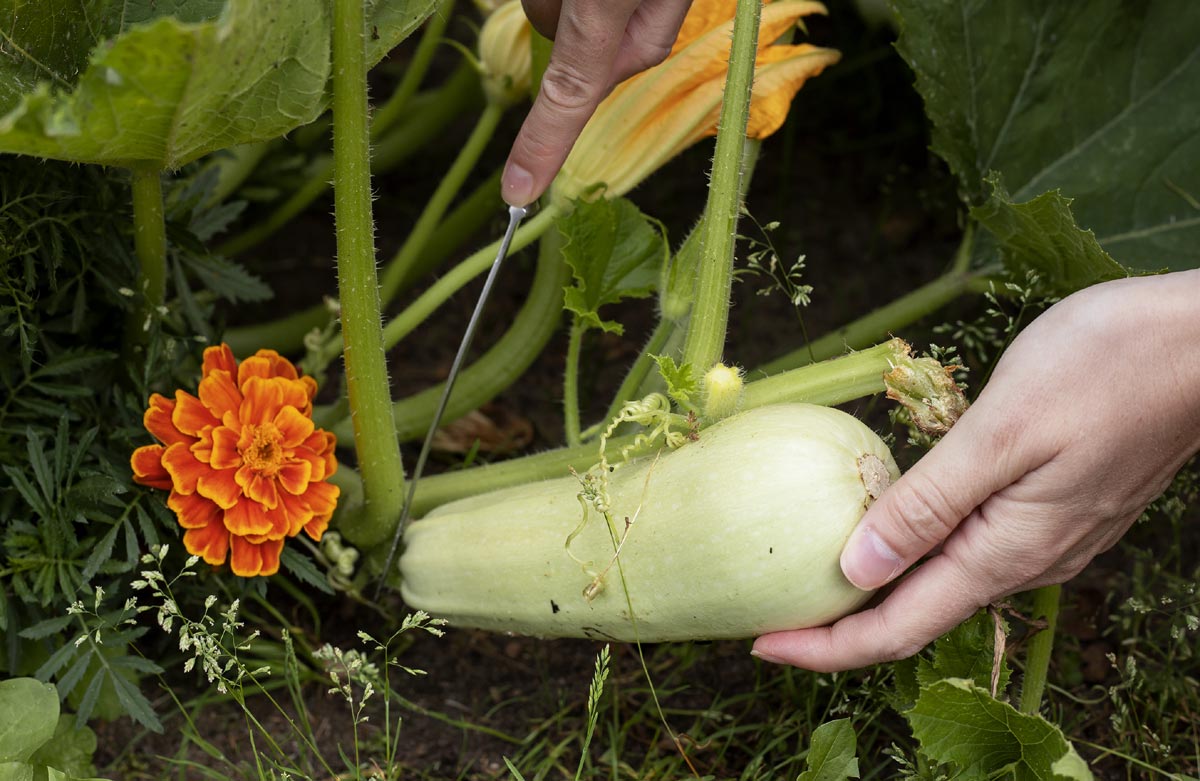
[0,761,35,781]
[179,251,273,303]
[916,610,1011,698]
[797,719,859,781]
[893,0,1200,271]
[0,0,329,167]
[560,197,666,335]
[279,547,334,595]
[27,715,97,780]
[0,0,439,168]
[650,354,697,407]
[971,175,1131,295]
[0,678,58,762]
[907,679,1093,781]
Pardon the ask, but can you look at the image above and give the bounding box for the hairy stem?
[563,317,585,446]
[405,339,911,515]
[331,0,406,547]
[1019,584,1061,715]
[680,0,760,373]
[130,166,167,315]
[379,102,506,304]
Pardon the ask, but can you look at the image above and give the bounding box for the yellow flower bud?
[702,362,744,421]
[478,1,532,107]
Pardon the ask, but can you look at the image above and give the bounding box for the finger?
[754,508,1025,671]
[839,403,1037,591]
[502,0,640,206]
[609,0,693,83]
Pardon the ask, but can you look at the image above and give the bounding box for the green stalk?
[369,0,454,140]
[218,64,482,257]
[680,0,761,372]
[406,339,910,515]
[1019,584,1061,715]
[331,0,406,548]
[378,205,559,350]
[223,167,501,356]
[563,317,585,446]
[379,102,506,304]
[130,166,167,313]
[760,269,981,374]
[332,221,569,444]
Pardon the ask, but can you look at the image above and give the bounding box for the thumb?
[840,415,1017,591]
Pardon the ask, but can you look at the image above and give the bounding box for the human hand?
[501,0,693,206]
[753,270,1200,672]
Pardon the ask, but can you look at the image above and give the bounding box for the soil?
[91,9,1196,780]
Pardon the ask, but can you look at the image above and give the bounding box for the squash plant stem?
[1019,584,1061,715]
[129,165,167,336]
[402,339,913,515]
[681,0,761,373]
[563,317,586,446]
[331,0,407,548]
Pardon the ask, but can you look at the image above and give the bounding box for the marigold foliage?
[131,345,339,577]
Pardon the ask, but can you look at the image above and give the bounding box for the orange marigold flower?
[131,344,339,577]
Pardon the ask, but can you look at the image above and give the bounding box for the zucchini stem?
[129,165,167,338]
[680,0,761,373]
[563,317,585,447]
[331,0,406,547]
[1019,584,1061,715]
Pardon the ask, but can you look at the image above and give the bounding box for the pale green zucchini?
[399,404,898,642]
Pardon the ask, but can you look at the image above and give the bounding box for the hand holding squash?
[753,269,1200,671]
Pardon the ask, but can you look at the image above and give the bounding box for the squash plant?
[2,0,1199,776]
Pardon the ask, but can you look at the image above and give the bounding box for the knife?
[375,204,529,599]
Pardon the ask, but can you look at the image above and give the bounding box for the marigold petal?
[277,489,314,537]
[236,355,274,387]
[293,445,327,482]
[202,344,238,379]
[279,380,311,416]
[173,390,220,437]
[199,369,244,419]
[223,497,275,536]
[161,441,207,494]
[274,405,315,448]
[304,512,331,542]
[276,460,313,496]
[300,375,318,406]
[238,376,285,426]
[229,535,283,577]
[131,445,172,490]
[245,471,280,510]
[210,426,242,470]
[168,490,223,530]
[304,479,340,519]
[197,467,242,510]
[144,394,190,446]
[184,523,230,567]
[255,349,300,381]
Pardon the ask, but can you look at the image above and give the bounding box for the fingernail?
[502,162,534,207]
[750,649,787,665]
[841,525,905,591]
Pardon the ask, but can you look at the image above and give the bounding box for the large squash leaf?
[894,0,1200,272]
[0,0,438,168]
